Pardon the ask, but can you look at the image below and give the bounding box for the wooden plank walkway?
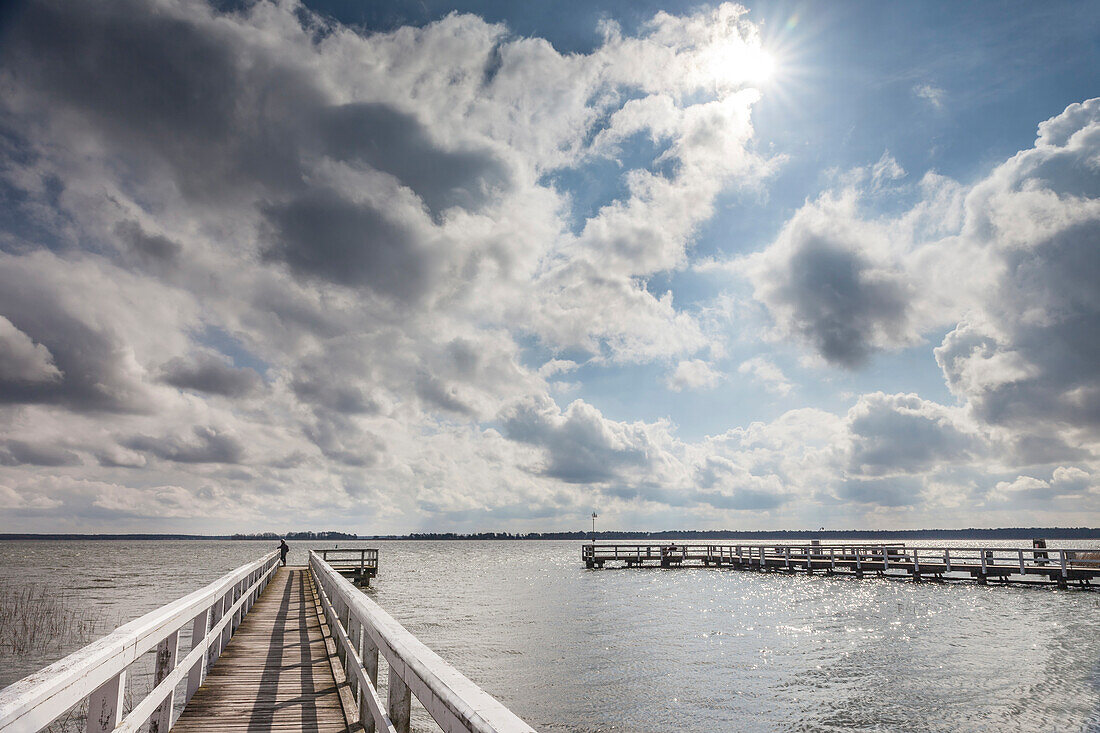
[173,567,350,732]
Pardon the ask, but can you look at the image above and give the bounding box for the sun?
[703,42,779,91]
[744,48,777,85]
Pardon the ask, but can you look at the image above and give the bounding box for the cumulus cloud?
[160,353,262,397]
[933,98,1100,456]
[836,476,924,507]
[0,484,62,510]
[744,192,918,367]
[737,356,791,395]
[0,0,787,530]
[500,396,660,484]
[0,315,62,384]
[989,466,1098,504]
[691,455,790,510]
[846,393,983,476]
[666,359,723,392]
[0,253,189,413]
[125,427,245,465]
[741,97,1100,484]
[1,0,1098,532]
[0,440,81,467]
[537,360,579,378]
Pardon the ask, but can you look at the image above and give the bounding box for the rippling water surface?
[1,539,1099,732]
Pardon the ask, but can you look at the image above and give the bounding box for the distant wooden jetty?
[0,550,536,733]
[582,542,1100,589]
[317,547,379,587]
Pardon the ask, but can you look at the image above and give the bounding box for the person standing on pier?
[279,538,289,566]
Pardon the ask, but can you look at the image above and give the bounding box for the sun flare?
[745,48,777,84]
[703,42,779,90]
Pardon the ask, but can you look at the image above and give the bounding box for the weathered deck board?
[173,567,350,732]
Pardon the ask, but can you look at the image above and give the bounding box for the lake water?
[1,539,1099,732]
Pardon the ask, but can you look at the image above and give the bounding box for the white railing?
[582,542,1100,583]
[309,550,537,733]
[581,542,902,564]
[0,551,280,732]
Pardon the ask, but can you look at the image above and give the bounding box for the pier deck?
[0,548,536,733]
[316,548,378,587]
[582,542,1100,588]
[173,567,349,732]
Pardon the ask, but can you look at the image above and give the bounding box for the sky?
[1,0,1099,534]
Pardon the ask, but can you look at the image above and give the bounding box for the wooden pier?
[0,550,536,733]
[316,548,378,587]
[172,568,347,732]
[582,542,1100,588]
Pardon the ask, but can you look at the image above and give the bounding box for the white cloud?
[741,97,1100,476]
[537,360,580,378]
[667,359,724,392]
[913,83,944,109]
[1,0,1098,532]
[742,191,922,367]
[0,315,62,384]
[870,151,906,190]
[737,356,791,395]
[989,467,1097,504]
[846,392,985,477]
[0,0,782,531]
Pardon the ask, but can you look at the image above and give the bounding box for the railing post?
[944,549,951,573]
[348,617,362,700]
[338,599,351,670]
[388,663,412,733]
[233,580,243,632]
[363,634,379,733]
[186,607,209,702]
[209,596,225,664]
[1018,549,1025,576]
[149,629,179,732]
[220,588,234,649]
[86,671,125,733]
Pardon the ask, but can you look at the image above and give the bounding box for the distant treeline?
[4,527,1100,541]
[384,527,1100,541]
[0,531,359,540]
[230,531,358,540]
[0,533,218,540]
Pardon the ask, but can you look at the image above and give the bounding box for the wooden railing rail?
[309,550,537,733]
[0,551,280,732]
[319,548,379,568]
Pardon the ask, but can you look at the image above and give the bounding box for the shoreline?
[3,527,1100,541]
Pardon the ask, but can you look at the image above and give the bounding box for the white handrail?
[583,542,1098,562]
[0,551,280,732]
[309,550,536,733]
